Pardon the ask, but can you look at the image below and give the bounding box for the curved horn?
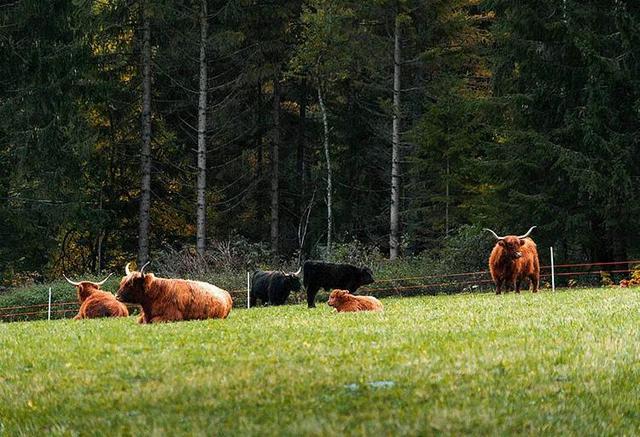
[517,226,537,239]
[483,228,505,240]
[63,274,81,286]
[294,266,302,276]
[139,261,151,275]
[125,262,132,276]
[95,272,113,286]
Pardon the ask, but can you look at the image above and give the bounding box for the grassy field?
[1,288,639,435]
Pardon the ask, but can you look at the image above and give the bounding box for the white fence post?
[47,287,52,320]
[550,247,555,292]
[247,271,250,309]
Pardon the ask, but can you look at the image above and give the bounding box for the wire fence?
[1,259,638,322]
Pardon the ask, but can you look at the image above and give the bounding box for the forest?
[1,0,639,285]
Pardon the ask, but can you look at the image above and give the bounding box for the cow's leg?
[495,278,503,295]
[73,312,83,320]
[268,288,280,306]
[249,293,257,308]
[515,279,521,293]
[530,273,539,293]
[306,285,320,308]
[273,292,288,306]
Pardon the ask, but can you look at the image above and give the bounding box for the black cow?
[303,260,375,308]
[250,269,301,307]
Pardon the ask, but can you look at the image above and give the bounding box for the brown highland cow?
[115,262,232,323]
[327,289,383,312]
[64,273,129,319]
[485,226,540,294]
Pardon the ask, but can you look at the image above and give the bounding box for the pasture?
[1,288,639,435]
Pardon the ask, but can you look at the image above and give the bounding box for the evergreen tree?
[487,0,640,261]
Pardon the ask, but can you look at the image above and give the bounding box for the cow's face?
[360,267,374,285]
[116,272,146,304]
[328,289,349,307]
[498,236,526,260]
[75,282,101,302]
[285,274,302,292]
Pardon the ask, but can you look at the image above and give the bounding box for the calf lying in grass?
[327,289,383,313]
[64,274,129,319]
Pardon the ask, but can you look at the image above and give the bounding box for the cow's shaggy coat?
[485,226,540,294]
[250,269,301,307]
[64,274,129,319]
[327,289,383,312]
[116,263,232,323]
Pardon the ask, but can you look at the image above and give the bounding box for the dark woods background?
[1,0,639,284]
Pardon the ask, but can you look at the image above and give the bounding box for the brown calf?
[327,289,383,312]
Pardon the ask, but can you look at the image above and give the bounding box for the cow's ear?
[498,240,505,247]
[519,239,526,246]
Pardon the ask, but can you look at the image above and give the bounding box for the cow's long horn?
[139,261,151,275]
[63,274,81,286]
[294,266,302,276]
[94,272,113,286]
[483,228,505,240]
[517,226,537,239]
[125,262,132,276]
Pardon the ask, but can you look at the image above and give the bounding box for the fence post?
[48,287,52,320]
[247,271,250,309]
[550,247,555,292]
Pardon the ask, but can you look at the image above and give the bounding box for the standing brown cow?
[485,226,540,294]
[64,273,129,319]
[115,262,232,323]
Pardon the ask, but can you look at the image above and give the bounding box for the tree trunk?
[138,1,152,266]
[255,83,265,226]
[389,13,401,260]
[196,0,208,257]
[270,79,280,255]
[445,155,450,236]
[96,191,104,273]
[297,80,307,216]
[317,85,332,257]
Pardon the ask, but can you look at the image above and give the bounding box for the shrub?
[600,271,614,287]
[630,264,640,286]
[326,240,385,270]
[438,225,495,274]
[153,234,273,279]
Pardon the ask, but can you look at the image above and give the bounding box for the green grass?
[1,288,639,435]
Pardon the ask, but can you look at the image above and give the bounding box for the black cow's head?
[359,267,375,285]
[284,272,302,292]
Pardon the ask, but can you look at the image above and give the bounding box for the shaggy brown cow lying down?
[64,273,129,319]
[116,262,232,323]
[327,289,383,313]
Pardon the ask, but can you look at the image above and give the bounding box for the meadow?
[1,288,640,435]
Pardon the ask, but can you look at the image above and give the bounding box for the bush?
[326,240,385,270]
[154,234,274,279]
[438,225,495,274]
